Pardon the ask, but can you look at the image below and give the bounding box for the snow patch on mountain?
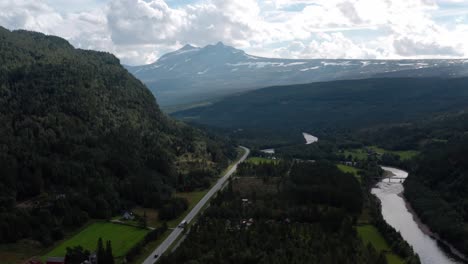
[300,66,321,71]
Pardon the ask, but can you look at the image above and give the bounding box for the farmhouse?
[122,211,135,220]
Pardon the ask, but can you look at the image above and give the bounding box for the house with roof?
[122,211,135,220]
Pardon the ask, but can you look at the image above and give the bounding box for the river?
[303,132,318,144]
[372,166,464,264]
[260,133,318,154]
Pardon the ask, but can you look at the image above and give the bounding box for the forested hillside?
[174,78,468,145]
[357,110,468,151]
[160,161,368,264]
[0,27,235,245]
[405,135,468,256]
[160,160,420,264]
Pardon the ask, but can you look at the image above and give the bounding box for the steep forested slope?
[0,27,234,245]
[174,78,468,144]
[357,110,468,150]
[405,136,468,255]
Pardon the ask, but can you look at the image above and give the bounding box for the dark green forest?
[357,110,468,151]
[0,27,235,245]
[159,161,370,264]
[159,160,420,264]
[174,78,468,146]
[404,135,468,256]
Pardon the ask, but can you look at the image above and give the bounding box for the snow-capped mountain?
[126,42,468,108]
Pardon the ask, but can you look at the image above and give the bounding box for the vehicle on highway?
[178,220,187,228]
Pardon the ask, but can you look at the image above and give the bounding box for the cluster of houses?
[341,161,358,167]
[223,198,293,231]
[225,218,256,231]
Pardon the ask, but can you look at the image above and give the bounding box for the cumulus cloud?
[274,33,381,59]
[0,0,467,64]
[0,1,63,32]
[107,0,185,45]
[394,37,463,56]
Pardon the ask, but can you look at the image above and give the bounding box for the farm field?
[343,148,368,160]
[246,157,278,164]
[337,164,361,181]
[368,146,419,160]
[343,146,419,161]
[44,222,149,260]
[357,225,404,264]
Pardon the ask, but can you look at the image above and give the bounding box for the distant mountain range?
[126,42,468,108]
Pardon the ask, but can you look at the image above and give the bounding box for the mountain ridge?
[127,43,468,108]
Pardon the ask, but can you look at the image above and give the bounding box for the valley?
[2,19,468,264]
[167,78,468,263]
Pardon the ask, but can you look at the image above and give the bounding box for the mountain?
[173,78,468,146]
[127,42,468,108]
[0,27,234,245]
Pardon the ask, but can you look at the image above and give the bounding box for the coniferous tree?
[64,246,90,264]
[97,237,105,264]
[142,210,148,228]
[105,240,115,264]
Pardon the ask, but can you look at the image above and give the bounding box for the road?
[142,146,250,264]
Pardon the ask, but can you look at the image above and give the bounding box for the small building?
[122,211,134,220]
[46,257,65,264]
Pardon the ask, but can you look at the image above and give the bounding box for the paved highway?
[142,146,250,264]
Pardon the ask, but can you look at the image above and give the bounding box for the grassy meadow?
[357,225,405,264]
[44,222,149,259]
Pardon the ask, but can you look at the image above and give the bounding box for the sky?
[1,0,468,65]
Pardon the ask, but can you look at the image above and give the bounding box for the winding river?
[373,166,465,264]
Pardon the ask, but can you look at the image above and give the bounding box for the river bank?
[402,195,468,263]
[373,166,464,264]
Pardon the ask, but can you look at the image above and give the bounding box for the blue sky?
[1,0,468,65]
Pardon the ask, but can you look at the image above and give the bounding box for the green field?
[357,225,390,252]
[246,157,278,164]
[45,222,149,259]
[369,146,419,160]
[357,225,404,264]
[343,146,419,161]
[337,164,360,176]
[343,149,368,160]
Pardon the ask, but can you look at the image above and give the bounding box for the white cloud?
[0,1,63,32]
[107,0,186,45]
[274,32,381,59]
[0,0,467,65]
